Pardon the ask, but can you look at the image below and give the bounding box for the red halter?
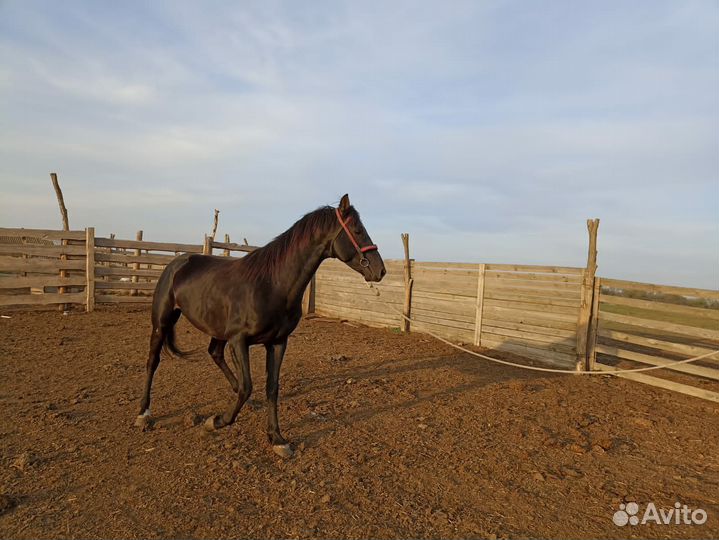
[335,207,378,267]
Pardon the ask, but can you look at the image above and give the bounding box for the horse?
[135,194,386,457]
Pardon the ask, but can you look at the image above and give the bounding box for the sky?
[0,1,717,288]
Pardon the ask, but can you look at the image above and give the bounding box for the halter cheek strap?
[335,207,378,267]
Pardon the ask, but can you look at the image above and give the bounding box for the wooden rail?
[593,281,719,402]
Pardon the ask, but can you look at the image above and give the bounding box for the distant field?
[599,302,719,331]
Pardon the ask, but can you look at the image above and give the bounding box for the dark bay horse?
[135,194,385,457]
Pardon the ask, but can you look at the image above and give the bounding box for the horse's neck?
[277,237,330,308]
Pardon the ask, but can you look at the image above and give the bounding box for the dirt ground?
[1,306,718,539]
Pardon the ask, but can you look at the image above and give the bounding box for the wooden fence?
[315,260,585,369]
[0,228,90,308]
[0,228,256,309]
[590,278,719,402]
[1,225,717,401]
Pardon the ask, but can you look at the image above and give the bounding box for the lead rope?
[363,282,719,375]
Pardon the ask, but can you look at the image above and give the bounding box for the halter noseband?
[335,207,377,267]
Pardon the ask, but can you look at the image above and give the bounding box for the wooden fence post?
[203,234,212,255]
[85,227,95,312]
[302,274,316,316]
[586,277,601,370]
[401,233,413,332]
[473,263,486,346]
[131,230,143,296]
[223,234,231,256]
[575,218,600,370]
[51,172,70,311]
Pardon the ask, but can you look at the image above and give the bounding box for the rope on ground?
[363,282,719,376]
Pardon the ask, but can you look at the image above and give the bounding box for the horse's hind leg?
[135,306,181,428]
[208,338,238,392]
[205,335,252,431]
[135,326,164,427]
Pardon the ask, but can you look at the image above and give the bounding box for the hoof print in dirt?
[11,452,37,472]
[272,444,293,459]
[0,494,18,516]
[184,412,202,428]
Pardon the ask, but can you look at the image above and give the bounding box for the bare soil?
[1,306,718,539]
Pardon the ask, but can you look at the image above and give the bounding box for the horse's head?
[331,194,386,282]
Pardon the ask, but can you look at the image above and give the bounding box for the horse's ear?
[339,194,350,212]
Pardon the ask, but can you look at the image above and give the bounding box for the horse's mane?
[238,205,356,282]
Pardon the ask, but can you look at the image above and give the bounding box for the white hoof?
[134,410,151,428]
[204,415,219,431]
[272,444,293,458]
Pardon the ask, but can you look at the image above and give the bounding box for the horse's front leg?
[205,335,252,430]
[265,338,292,458]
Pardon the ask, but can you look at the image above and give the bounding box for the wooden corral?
[0,225,717,402]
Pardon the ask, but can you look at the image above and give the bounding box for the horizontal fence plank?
[0,292,86,306]
[412,261,479,270]
[315,280,404,297]
[412,279,478,297]
[95,252,178,266]
[483,304,578,323]
[412,289,477,305]
[0,244,86,257]
[315,290,403,307]
[482,324,577,348]
[485,264,583,275]
[411,306,475,325]
[410,310,475,331]
[409,319,474,342]
[485,276,581,292]
[599,311,719,342]
[601,278,719,301]
[482,318,577,339]
[95,281,157,291]
[411,267,479,280]
[595,344,719,381]
[482,330,575,354]
[95,238,204,253]
[484,270,582,284]
[484,283,581,300]
[315,297,399,317]
[480,336,576,367]
[600,294,719,321]
[411,295,476,316]
[0,258,86,273]
[96,294,154,303]
[95,267,164,278]
[0,227,86,241]
[0,276,86,289]
[598,328,719,360]
[481,306,578,331]
[315,286,404,302]
[593,363,719,403]
[484,298,579,316]
[314,304,399,327]
[483,289,580,308]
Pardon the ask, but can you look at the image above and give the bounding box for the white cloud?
[0,0,716,288]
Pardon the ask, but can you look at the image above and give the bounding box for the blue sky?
[1,1,717,288]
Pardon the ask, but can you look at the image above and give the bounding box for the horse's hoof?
[204,415,220,431]
[272,443,293,459]
[134,412,151,429]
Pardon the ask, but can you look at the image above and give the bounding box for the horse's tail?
[162,317,196,358]
[153,254,202,359]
